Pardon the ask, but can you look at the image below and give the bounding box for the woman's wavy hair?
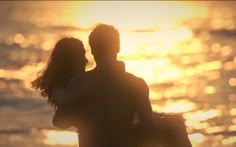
[31,37,87,107]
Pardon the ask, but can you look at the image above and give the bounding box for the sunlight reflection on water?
[41,130,78,146]
[1,1,236,147]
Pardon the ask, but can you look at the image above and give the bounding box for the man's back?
[77,62,152,147]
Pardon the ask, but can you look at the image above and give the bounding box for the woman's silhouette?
[31,37,88,129]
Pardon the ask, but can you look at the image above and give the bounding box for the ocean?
[0,1,236,147]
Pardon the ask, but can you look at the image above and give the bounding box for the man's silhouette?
[53,24,152,147]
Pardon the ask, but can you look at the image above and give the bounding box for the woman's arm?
[54,73,103,107]
[52,78,93,107]
[52,76,100,129]
[52,86,75,129]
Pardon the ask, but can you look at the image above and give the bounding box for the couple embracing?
[32,24,192,147]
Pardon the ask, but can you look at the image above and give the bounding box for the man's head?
[89,24,120,62]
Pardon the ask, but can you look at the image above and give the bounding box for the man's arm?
[135,78,152,124]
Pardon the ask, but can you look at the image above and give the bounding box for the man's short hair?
[89,24,120,58]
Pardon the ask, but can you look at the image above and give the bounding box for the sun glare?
[188,133,205,143]
[163,100,196,113]
[41,130,78,145]
[183,109,221,122]
[151,100,196,113]
[5,1,230,146]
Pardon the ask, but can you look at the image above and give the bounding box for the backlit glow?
[188,133,205,143]
[14,33,24,44]
[42,130,77,145]
[163,100,196,113]
[183,109,221,121]
[222,136,236,145]
[2,1,235,146]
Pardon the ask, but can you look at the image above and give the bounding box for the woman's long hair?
[31,37,87,107]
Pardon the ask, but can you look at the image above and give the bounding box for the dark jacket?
[53,61,152,147]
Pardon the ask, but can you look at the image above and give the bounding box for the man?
[53,24,152,147]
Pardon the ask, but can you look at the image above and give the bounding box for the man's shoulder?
[123,72,145,81]
[116,72,149,97]
[120,72,148,88]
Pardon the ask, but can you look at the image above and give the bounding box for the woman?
[31,37,88,129]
